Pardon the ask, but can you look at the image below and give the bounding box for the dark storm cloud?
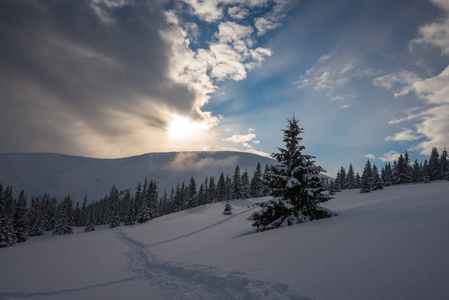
[0,0,195,155]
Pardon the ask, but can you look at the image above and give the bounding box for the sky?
[1,0,449,176]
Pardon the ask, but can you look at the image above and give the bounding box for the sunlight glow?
[168,115,208,140]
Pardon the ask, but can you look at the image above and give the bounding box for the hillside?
[0,151,276,202]
[1,181,448,299]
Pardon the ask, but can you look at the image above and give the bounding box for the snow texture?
[1,181,448,299]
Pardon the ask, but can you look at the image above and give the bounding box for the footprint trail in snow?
[116,230,311,300]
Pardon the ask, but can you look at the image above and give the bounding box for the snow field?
[1,181,448,299]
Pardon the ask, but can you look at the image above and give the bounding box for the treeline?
[1,162,271,247]
[331,147,449,194]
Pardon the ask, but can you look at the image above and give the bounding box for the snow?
[1,181,449,299]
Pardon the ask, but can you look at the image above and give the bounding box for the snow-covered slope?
[0,151,275,202]
[1,181,448,299]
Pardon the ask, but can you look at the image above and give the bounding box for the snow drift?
[1,181,448,299]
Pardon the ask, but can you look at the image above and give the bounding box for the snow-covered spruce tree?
[14,190,29,242]
[360,160,373,193]
[84,206,96,232]
[53,196,73,235]
[250,162,264,198]
[372,164,383,190]
[248,117,334,232]
[346,164,356,189]
[441,147,449,180]
[232,165,243,200]
[223,200,233,215]
[108,186,120,228]
[0,185,17,247]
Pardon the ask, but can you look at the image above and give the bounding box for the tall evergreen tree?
[14,191,29,242]
[412,159,422,183]
[250,162,264,197]
[338,166,347,190]
[197,184,206,206]
[372,164,383,190]
[262,164,271,196]
[232,165,243,200]
[208,176,216,203]
[0,185,16,247]
[53,196,73,235]
[248,117,333,232]
[360,160,373,193]
[123,190,135,226]
[429,147,441,180]
[187,176,197,208]
[216,173,227,202]
[108,186,120,228]
[84,206,96,232]
[441,147,449,180]
[27,197,44,237]
[241,169,250,199]
[346,164,356,189]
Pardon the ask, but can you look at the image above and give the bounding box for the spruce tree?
[429,147,441,180]
[223,201,233,215]
[441,147,449,180]
[232,165,243,200]
[187,176,197,208]
[412,159,422,182]
[14,191,29,242]
[360,160,373,193]
[0,185,16,247]
[53,196,73,235]
[250,162,264,197]
[123,190,135,226]
[372,164,383,190]
[241,169,250,199]
[208,176,216,203]
[27,197,44,237]
[216,173,227,202]
[84,206,96,232]
[248,117,333,232]
[108,186,120,228]
[346,164,356,189]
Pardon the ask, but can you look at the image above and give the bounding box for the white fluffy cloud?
[374,1,449,156]
[379,151,401,162]
[254,0,292,35]
[385,128,422,142]
[223,129,260,148]
[410,0,449,55]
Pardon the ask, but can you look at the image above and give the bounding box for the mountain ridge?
[0,151,276,202]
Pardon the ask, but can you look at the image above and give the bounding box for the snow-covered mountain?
[0,151,276,202]
[1,181,448,299]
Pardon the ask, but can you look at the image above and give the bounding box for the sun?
[168,115,207,140]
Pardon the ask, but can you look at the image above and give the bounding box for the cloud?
[340,104,351,109]
[373,70,421,97]
[378,0,449,156]
[164,152,239,171]
[0,0,196,157]
[295,51,378,92]
[228,6,249,19]
[379,151,401,162]
[363,154,376,160]
[223,128,259,148]
[380,74,449,153]
[254,0,293,35]
[0,0,291,158]
[385,128,422,142]
[410,0,449,55]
